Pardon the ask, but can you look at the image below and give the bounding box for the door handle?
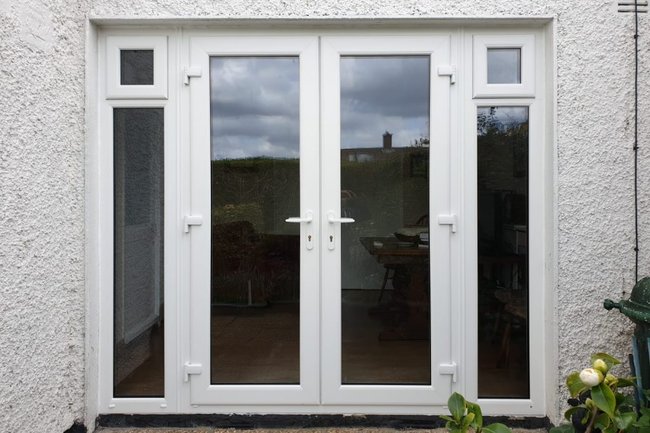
[285,211,313,224]
[285,211,314,250]
[327,211,355,224]
[326,211,354,250]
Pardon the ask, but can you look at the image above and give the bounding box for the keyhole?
[329,235,333,242]
[308,235,312,242]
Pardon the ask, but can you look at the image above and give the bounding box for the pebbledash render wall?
[0,0,648,432]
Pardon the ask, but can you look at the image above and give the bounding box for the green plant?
[550,353,639,433]
[442,392,511,433]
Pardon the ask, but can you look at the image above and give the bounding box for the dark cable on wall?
[634,0,640,282]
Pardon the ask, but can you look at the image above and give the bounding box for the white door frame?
[92,23,550,417]
[319,35,457,406]
[187,35,321,405]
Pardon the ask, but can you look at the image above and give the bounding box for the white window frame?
[106,35,168,99]
[473,34,536,98]
[95,29,180,414]
[463,28,549,416]
[88,22,553,418]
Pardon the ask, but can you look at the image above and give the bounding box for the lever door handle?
[285,211,313,224]
[285,211,314,250]
[326,211,353,251]
[327,211,355,224]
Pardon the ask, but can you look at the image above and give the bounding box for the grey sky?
[340,56,429,149]
[210,55,431,160]
[211,57,300,160]
[487,48,521,84]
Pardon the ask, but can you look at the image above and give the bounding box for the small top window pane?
[120,49,154,85]
[487,48,521,84]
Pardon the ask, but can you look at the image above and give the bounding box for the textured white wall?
[0,0,648,431]
[0,1,88,432]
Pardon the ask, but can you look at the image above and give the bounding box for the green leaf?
[614,411,637,430]
[440,415,456,423]
[581,409,590,425]
[618,378,636,388]
[594,413,611,430]
[467,401,483,428]
[482,423,512,433]
[615,392,629,406]
[564,406,586,422]
[549,425,576,433]
[636,422,650,433]
[603,421,618,433]
[636,413,650,433]
[462,412,476,429]
[592,382,616,417]
[591,353,621,369]
[619,394,637,411]
[448,392,466,422]
[567,372,588,397]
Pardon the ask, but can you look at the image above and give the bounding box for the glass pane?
[113,108,164,397]
[340,56,431,385]
[120,49,154,85]
[210,57,300,384]
[477,106,529,398]
[487,48,521,84]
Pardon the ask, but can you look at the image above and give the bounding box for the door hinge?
[437,214,458,233]
[183,66,203,85]
[183,362,203,382]
[439,362,458,382]
[184,215,203,233]
[437,65,457,84]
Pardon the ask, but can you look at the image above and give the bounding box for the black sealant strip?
[63,421,88,433]
[96,414,552,430]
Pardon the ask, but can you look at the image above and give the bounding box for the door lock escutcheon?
[285,211,314,250]
[327,211,355,250]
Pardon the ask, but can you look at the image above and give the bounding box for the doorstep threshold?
[96,429,444,433]
[95,414,552,430]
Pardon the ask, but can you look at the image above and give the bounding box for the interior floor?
[115,289,528,398]
[211,289,431,385]
[211,303,300,384]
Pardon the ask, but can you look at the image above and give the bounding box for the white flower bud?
[580,368,604,387]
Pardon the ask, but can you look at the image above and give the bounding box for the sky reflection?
[210,55,432,159]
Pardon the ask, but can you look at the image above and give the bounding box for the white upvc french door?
[187,35,320,405]
[320,35,453,406]
[187,33,454,407]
